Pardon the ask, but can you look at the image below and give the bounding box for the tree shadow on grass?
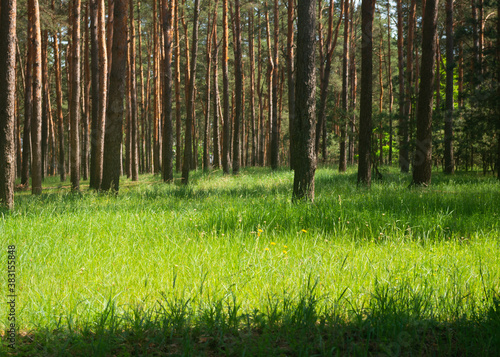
[3,284,500,356]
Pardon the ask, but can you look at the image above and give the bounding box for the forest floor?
[1,166,499,356]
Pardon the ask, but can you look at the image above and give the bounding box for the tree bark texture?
[412,0,439,186]
[30,0,42,195]
[101,0,128,192]
[181,0,200,184]
[233,0,243,174]
[222,0,231,174]
[444,0,454,174]
[292,0,316,202]
[357,0,375,186]
[0,0,16,209]
[162,0,174,182]
[70,0,81,191]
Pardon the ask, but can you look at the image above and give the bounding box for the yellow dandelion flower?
[283,251,287,254]
[271,242,276,245]
[284,245,288,249]
[258,229,263,233]
[301,229,307,233]
[264,247,269,251]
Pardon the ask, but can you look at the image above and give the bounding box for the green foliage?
[1,168,499,355]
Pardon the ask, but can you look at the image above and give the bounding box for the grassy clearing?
[1,167,500,355]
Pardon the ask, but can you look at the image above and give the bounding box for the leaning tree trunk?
[412,0,439,186]
[0,0,17,209]
[70,0,81,191]
[357,0,375,186]
[444,0,454,174]
[30,0,43,195]
[292,0,316,202]
[101,0,128,192]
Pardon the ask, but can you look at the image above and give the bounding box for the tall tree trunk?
[204,0,217,172]
[348,3,357,165]
[22,9,33,187]
[293,0,316,202]
[444,0,454,174]
[412,0,439,186]
[401,0,416,173]
[212,3,221,169]
[387,1,393,164]
[153,0,160,174]
[129,0,138,181]
[270,0,279,170]
[396,0,407,172]
[41,30,48,179]
[287,0,295,169]
[222,0,231,174]
[162,0,174,182]
[52,8,65,182]
[101,0,128,192]
[233,0,243,174]
[174,0,182,172]
[82,3,90,181]
[0,0,16,209]
[181,0,200,184]
[70,0,81,191]
[357,0,375,186]
[30,0,43,195]
[340,0,350,172]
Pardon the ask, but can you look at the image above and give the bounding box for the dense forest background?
[0,0,499,208]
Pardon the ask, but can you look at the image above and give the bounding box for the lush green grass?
[1,167,499,355]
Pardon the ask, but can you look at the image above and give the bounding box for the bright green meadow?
[1,167,500,355]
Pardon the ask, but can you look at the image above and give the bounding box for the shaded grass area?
[1,167,500,355]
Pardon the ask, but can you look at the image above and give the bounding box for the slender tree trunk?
[70,0,81,191]
[357,0,375,186]
[82,4,90,181]
[212,3,221,169]
[51,3,65,183]
[41,30,48,179]
[162,0,174,182]
[396,0,407,172]
[153,0,160,174]
[270,0,279,170]
[412,0,439,186]
[340,0,350,172]
[30,0,43,195]
[233,0,243,174]
[402,0,416,173]
[293,0,316,202]
[348,4,357,165]
[128,0,138,181]
[287,0,295,169]
[444,0,454,174]
[387,1,393,164]
[222,0,231,174]
[181,0,200,184]
[22,10,33,187]
[0,0,16,209]
[101,0,128,192]
[174,0,182,172]
[378,34,384,165]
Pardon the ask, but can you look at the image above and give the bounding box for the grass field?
[1,167,500,356]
